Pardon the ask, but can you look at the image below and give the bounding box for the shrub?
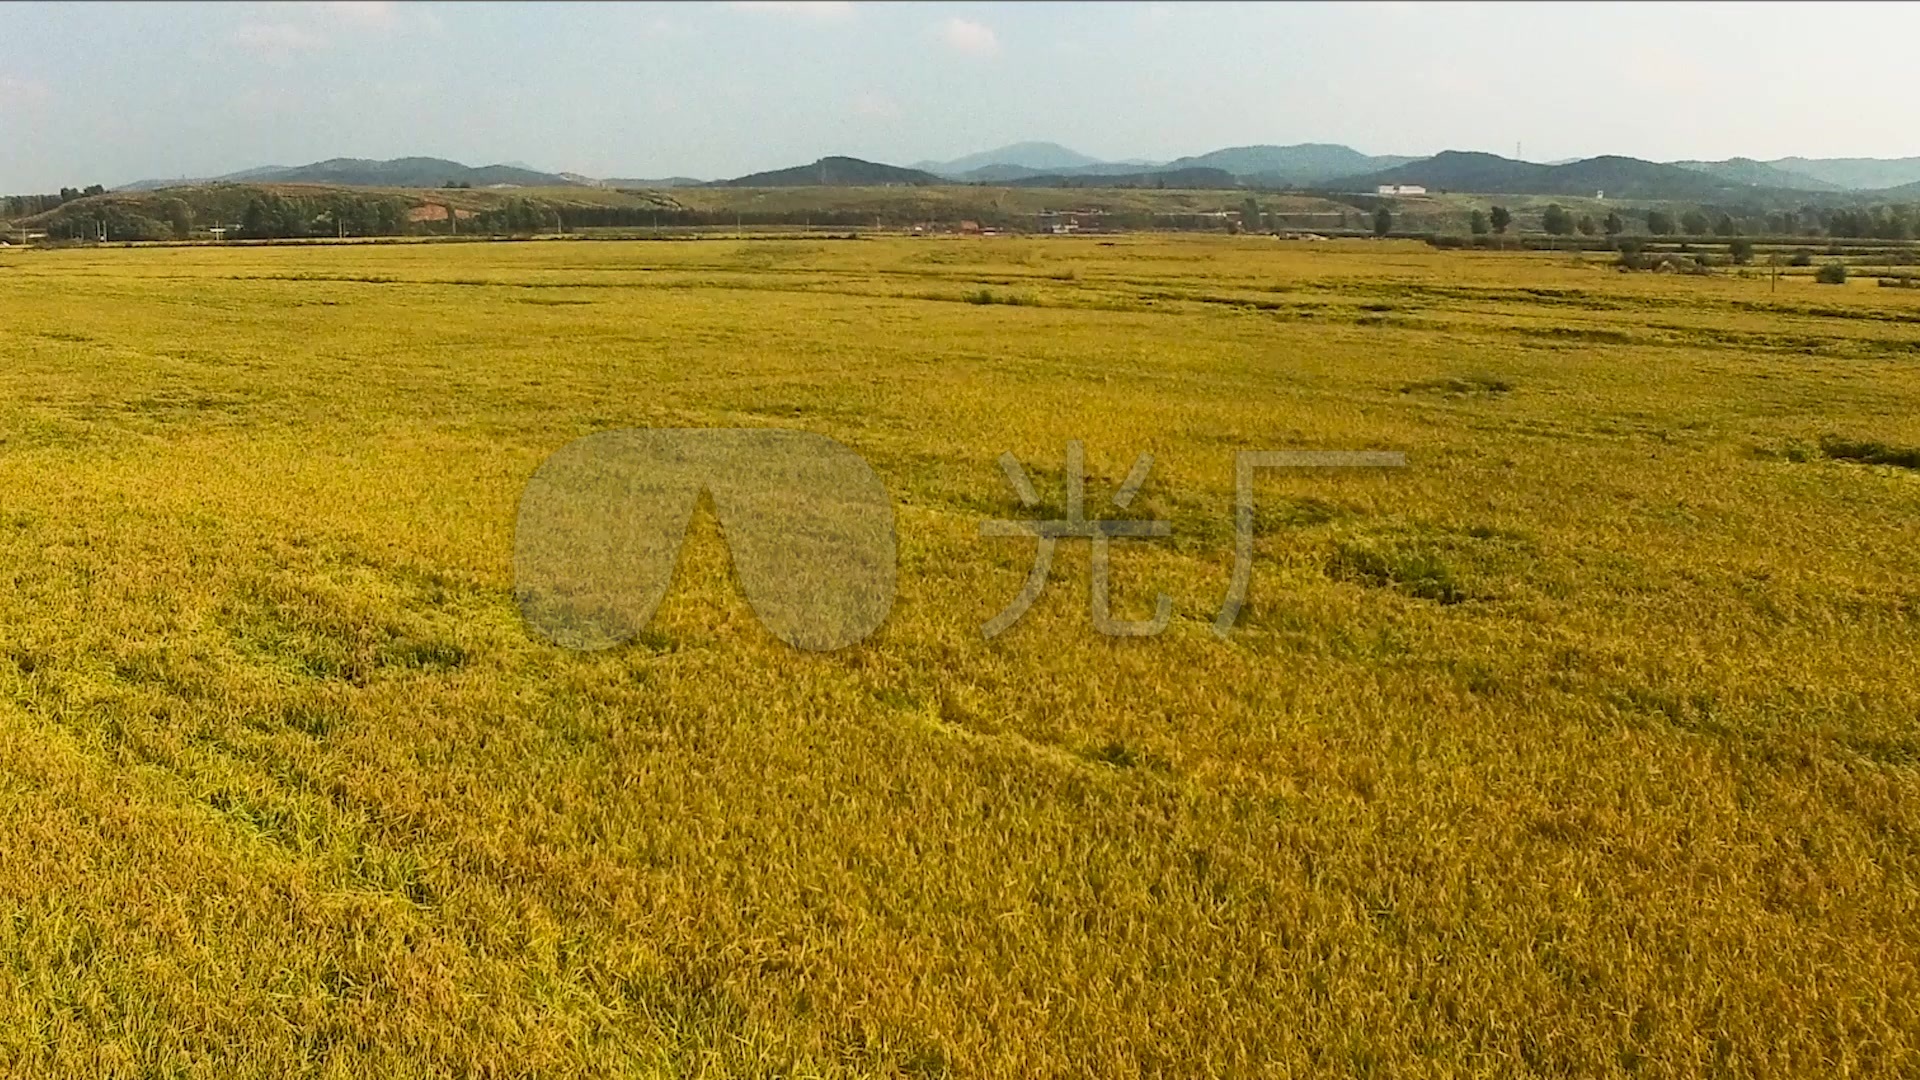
[1729,238,1754,265]
[1329,540,1468,604]
[1821,435,1920,469]
[1789,251,1814,267]
[1401,374,1513,396]
[1815,262,1849,285]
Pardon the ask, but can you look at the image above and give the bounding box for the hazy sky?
[4,1,1919,190]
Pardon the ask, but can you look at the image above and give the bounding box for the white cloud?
[225,2,421,57]
[228,21,330,55]
[729,1,854,16]
[0,74,52,106]
[851,91,901,120]
[940,17,998,56]
[307,0,400,26]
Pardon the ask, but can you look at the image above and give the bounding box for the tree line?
[3,185,106,218]
[17,187,1920,242]
[1443,203,1919,241]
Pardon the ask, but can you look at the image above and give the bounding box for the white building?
[1376,184,1428,196]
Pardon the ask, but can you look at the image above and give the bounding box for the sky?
[3,0,1919,191]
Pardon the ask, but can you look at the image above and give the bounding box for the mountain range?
[107,144,1920,201]
[1151,144,1419,186]
[119,157,573,191]
[1334,151,1772,200]
[712,156,944,188]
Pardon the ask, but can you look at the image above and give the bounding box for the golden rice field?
[1,235,1918,1077]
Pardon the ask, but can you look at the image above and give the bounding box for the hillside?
[950,161,1160,183]
[1159,144,1418,185]
[1336,151,1549,193]
[121,157,575,191]
[1336,151,1772,200]
[712,156,943,188]
[22,177,1345,240]
[1005,166,1238,190]
[1768,156,1920,191]
[1672,157,1836,191]
[600,177,705,189]
[915,142,1107,177]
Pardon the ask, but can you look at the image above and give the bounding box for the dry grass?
[1,236,1918,1077]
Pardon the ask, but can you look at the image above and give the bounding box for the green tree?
[1542,204,1574,236]
[1729,237,1754,264]
[1646,210,1674,235]
[1680,209,1710,235]
[1241,197,1262,233]
[1815,262,1848,284]
[1714,213,1737,236]
[274,196,309,238]
[1490,205,1511,234]
[1469,209,1489,235]
[160,198,192,240]
[1604,210,1625,236]
[240,197,273,240]
[1576,214,1597,236]
[1372,206,1392,237]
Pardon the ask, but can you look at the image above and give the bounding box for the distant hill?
[952,161,1155,183]
[600,177,706,189]
[120,157,576,191]
[1335,151,1771,200]
[261,157,574,187]
[1004,166,1238,190]
[1671,158,1837,191]
[712,156,943,187]
[915,142,1106,178]
[1334,151,1550,193]
[1159,144,1418,185]
[1765,156,1920,191]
